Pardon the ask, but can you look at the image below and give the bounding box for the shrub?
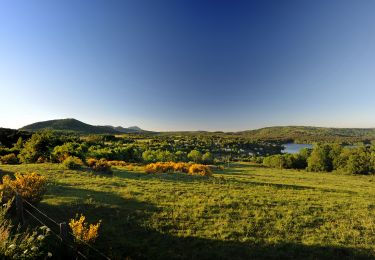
[0,153,19,165]
[188,164,212,176]
[62,156,84,170]
[1,172,47,204]
[107,160,127,167]
[172,162,190,173]
[69,214,101,244]
[86,158,97,167]
[1,225,52,259]
[87,159,112,173]
[145,162,213,176]
[145,162,174,174]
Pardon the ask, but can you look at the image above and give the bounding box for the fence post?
[60,222,68,242]
[59,222,70,257]
[15,194,24,226]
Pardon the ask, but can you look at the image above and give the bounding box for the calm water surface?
[282,143,313,154]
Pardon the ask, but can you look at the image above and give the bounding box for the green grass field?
[1,163,375,259]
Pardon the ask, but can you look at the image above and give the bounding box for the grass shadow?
[111,168,213,183]
[34,184,374,260]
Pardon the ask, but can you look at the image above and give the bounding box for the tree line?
[0,131,284,165]
[263,143,375,175]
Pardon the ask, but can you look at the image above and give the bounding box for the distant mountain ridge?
[20,118,147,134]
[16,120,375,142]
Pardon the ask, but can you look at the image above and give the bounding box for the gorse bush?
[62,156,84,170]
[172,162,190,173]
[86,158,97,168]
[145,162,175,174]
[0,153,19,165]
[86,158,112,173]
[107,160,128,167]
[188,164,212,176]
[69,214,101,244]
[145,162,212,176]
[1,172,47,204]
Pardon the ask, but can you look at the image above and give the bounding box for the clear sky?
[1,0,375,131]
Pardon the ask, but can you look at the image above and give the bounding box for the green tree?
[142,150,157,163]
[345,149,371,174]
[188,150,202,163]
[52,142,85,162]
[18,131,54,163]
[307,144,333,172]
[175,151,187,162]
[13,137,23,150]
[202,152,214,164]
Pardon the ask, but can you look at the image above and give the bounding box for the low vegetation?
[1,127,375,259]
[1,163,374,259]
[62,156,84,170]
[86,158,112,173]
[69,214,101,244]
[145,162,212,176]
[1,172,47,204]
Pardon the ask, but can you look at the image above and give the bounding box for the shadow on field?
[112,169,213,184]
[36,184,374,260]
[0,168,17,177]
[220,178,359,195]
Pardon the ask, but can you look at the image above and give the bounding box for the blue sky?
[1,0,375,131]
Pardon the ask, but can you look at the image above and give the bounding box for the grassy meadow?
[1,163,375,259]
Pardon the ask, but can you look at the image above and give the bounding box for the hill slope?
[239,126,375,142]
[20,118,119,134]
[19,118,150,134]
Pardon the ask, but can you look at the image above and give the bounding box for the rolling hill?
[20,118,147,134]
[238,126,375,143]
[17,119,375,143]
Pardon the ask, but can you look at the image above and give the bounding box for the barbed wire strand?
[24,208,62,240]
[24,208,88,260]
[22,198,60,227]
[68,231,111,260]
[8,184,110,260]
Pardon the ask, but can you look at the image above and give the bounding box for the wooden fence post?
[15,194,24,226]
[60,222,68,242]
[59,222,70,257]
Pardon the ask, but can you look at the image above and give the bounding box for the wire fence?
[8,186,111,260]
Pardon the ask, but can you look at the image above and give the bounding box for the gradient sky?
[1,0,375,131]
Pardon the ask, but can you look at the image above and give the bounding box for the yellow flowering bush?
[69,214,101,244]
[188,164,212,176]
[0,172,47,204]
[145,162,212,176]
[107,160,127,167]
[86,158,112,173]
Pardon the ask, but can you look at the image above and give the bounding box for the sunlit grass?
[1,162,374,259]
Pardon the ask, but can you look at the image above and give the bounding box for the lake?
[282,143,313,154]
